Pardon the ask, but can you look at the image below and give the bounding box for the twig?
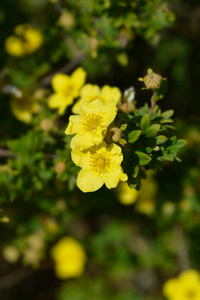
[174,224,190,270]
[0,149,16,158]
[0,268,32,289]
[0,149,58,159]
[40,54,84,86]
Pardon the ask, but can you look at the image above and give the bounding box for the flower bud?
[139,68,162,90]
[110,127,122,142]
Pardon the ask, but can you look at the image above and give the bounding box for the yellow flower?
[163,270,200,300]
[48,68,86,115]
[72,84,121,114]
[51,237,87,279]
[5,24,43,57]
[71,141,128,192]
[117,182,139,205]
[65,98,117,150]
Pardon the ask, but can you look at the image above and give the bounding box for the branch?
[40,53,84,86]
[0,149,58,159]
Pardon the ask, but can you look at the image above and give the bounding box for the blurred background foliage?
[0,0,200,299]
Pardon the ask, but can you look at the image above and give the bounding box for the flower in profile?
[65,98,117,150]
[71,141,128,192]
[51,237,87,279]
[117,182,139,205]
[163,270,200,300]
[48,68,86,115]
[72,84,121,114]
[5,24,43,57]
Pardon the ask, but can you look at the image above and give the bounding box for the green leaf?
[128,130,141,143]
[155,135,168,145]
[120,124,127,131]
[141,114,150,133]
[145,124,160,137]
[161,110,174,119]
[162,152,174,161]
[132,165,139,178]
[160,118,174,124]
[166,139,187,152]
[176,139,187,148]
[135,151,152,166]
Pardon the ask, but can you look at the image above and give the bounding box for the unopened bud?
[110,127,122,142]
[139,68,162,90]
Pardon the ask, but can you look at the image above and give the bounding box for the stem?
[150,100,155,115]
[150,90,157,115]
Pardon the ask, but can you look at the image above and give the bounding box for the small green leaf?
[161,110,174,119]
[132,165,139,178]
[155,135,168,145]
[141,114,150,133]
[175,157,182,162]
[120,124,127,131]
[162,152,174,161]
[176,139,187,148]
[128,130,141,143]
[119,139,127,145]
[145,124,160,137]
[135,151,152,166]
[160,118,174,124]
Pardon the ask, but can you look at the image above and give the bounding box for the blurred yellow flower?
[65,98,117,150]
[163,270,200,300]
[51,237,87,279]
[58,10,75,28]
[136,170,158,214]
[11,96,41,123]
[5,24,43,57]
[71,141,127,192]
[117,182,139,205]
[2,246,20,263]
[72,84,121,114]
[48,68,86,115]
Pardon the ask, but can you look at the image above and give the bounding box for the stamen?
[89,153,110,174]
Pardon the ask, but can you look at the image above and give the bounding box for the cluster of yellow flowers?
[163,270,200,300]
[50,67,128,192]
[5,24,43,57]
[51,237,86,279]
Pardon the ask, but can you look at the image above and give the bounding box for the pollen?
[90,153,110,173]
[82,114,102,132]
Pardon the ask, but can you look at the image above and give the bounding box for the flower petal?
[100,85,121,103]
[80,84,100,99]
[52,74,70,93]
[71,67,86,90]
[103,166,127,189]
[77,169,104,192]
[65,115,82,135]
[48,93,73,114]
[71,148,91,169]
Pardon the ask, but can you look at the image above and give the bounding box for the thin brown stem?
[0,149,58,159]
[40,54,84,86]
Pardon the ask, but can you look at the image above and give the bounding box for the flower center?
[82,114,102,132]
[186,290,196,299]
[90,153,110,173]
[64,84,75,97]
